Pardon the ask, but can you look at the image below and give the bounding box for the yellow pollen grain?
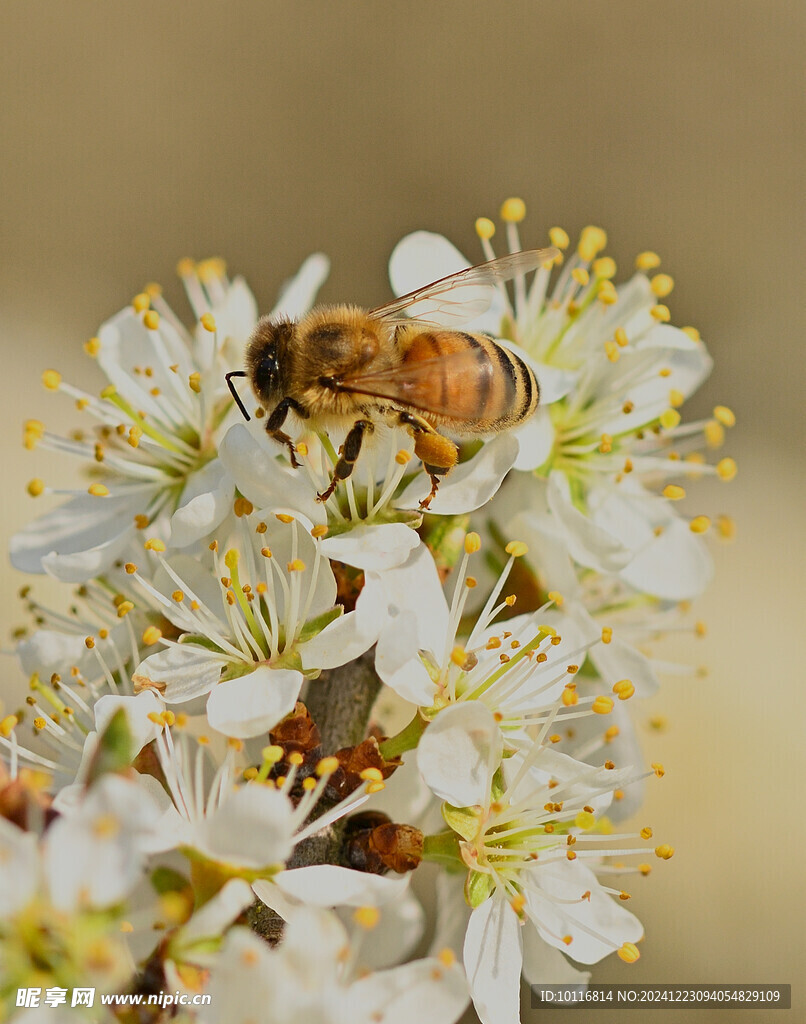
[650,273,674,298]
[572,267,590,287]
[475,217,496,240]
[353,905,380,930]
[578,225,607,261]
[505,540,528,558]
[597,280,618,305]
[145,537,166,552]
[618,942,641,963]
[26,478,45,497]
[593,256,616,280]
[316,755,340,776]
[713,405,736,427]
[549,226,569,249]
[200,312,216,332]
[717,457,737,481]
[87,483,110,497]
[294,442,308,458]
[655,844,675,860]
[592,695,614,715]
[116,601,134,618]
[188,372,201,394]
[635,251,661,271]
[650,304,671,322]
[143,310,160,331]
[663,484,685,500]
[604,340,620,362]
[464,531,481,554]
[689,515,711,534]
[287,559,306,572]
[651,762,666,778]
[500,197,526,222]
[142,626,162,646]
[613,679,635,700]
[41,369,62,390]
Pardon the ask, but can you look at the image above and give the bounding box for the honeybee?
[226,248,557,508]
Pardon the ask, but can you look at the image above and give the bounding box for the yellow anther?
[133,514,149,530]
[360,767,384,782]
[176,257,196,277]
[704,419,725,448]
[188,372,201,394]
[689,515,710,534]
[486,636,501,649]
[0,715,18,737]
[604,726,620,742]
[311,524,329,538]
[713,405,736,427]
[717,457,737,481]
[144,537,166,552]
[500,197,526,223]
[295,442,308,458]
[601,626,613,644]
[128,426,143,448]
[510,893,526,915]
[301,777,317,791]
[613,679,635,700]
[233,497,254,517]
[197,257,227,281]
[276,513,294,524]
[505,540,528,558]
[571,267,589,287]
[26,478,45,497]
[260,547,272,558]
[592,696,614,715]
[717,514,736,540]
[618,942,641,963]
[562,687,578,707]
[450,646,468,668]
[84,636,96,649]
[142,626,162,646]
[261,745,284,764]
[593,256,616,280]
[116,601,134,618]
[659,408,681,430]
[578,225,607,261]
[614,327,629,347]
[42,369,62,390]
[475,217,496,240]
[353,905,381,929]
[504,595,517,607]
[438,948,456,968]
[287,559,306,572]
[651,762,665,777]
[663,484,685,500]
[650,273,674,298]
[668,388,684,409]
[84,337,101,357]
[597,280,618,304]
[640,826,653,840]
[635,251,661,271]
[655,844,674,860]
[132,293,150,313]
[316,756,340,776]
[88,483,110,497]
[100,384,116,401]
[200,312,216,332]
[575,810,595,830]
[650,304,670,322]
[604,340,620,362]
[124,562,137,574]
[144,282,162,297]
[143,310,160,331]
[366,781,386,795]
[464,531,481,554]
[694,620,707,637]
[561,934,572,945]
[682,325,701,342]
[547,591,564,606]
[287,751,304,766]
[549,226,569,249]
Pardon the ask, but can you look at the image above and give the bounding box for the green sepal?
[442,802,481,842]
[180,634,225,653]
[151,866,191,896]
[297,605,342,642]
[465,869,494,908]
[491,766,507,802]
[85,708,133,784]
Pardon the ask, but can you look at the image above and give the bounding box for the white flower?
[12,255,328,581]
[128,511,380,736]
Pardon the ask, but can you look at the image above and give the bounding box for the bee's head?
[245,317,292,404]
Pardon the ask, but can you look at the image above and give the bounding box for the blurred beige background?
[1,2,803,1021]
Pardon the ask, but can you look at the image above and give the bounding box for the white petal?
[169,460,235,548]
[269,253,330,320]
[349,956,470,1024]
[464,897,523,1024]
[512,406,555,471]
[300,609,379,671]
[548,472,632,573]
[398,434,518,514]
[133,644,227,703]
[205,667,303,738]
[0,818,39,914]
[17,625,127,681]
[320,523,419,571]
[337,890,425,969]
[521,930,591,987]
[418,703,502,806]
[179,878,255,946]
[196,786,296,867]
[275,864,410,907]
[93,691,163,754]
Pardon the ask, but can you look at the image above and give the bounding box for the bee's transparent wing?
[369,247,558,328]
[337,348,494,421]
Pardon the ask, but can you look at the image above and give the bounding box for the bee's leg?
[397,412,458,510]
[317,419,374,503]
[266,397,309,469]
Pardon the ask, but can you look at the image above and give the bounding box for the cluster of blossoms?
[2,202,734,1023]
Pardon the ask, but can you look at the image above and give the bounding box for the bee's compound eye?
[258,352,278,380]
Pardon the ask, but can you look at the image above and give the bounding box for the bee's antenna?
[225,371,251,422]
